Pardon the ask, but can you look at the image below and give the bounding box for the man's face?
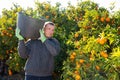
[44,24,55,38]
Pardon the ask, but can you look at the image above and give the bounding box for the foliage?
[61,1,120,80]
[0,0,120,80]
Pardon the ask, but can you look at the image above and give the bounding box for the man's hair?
[43,21,55,29]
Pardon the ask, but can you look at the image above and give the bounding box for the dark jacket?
[18,38,60,77]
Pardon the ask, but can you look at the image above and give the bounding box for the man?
[15,21,60,80]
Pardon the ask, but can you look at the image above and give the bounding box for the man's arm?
[44,38,60,56]
[18,40,30,59]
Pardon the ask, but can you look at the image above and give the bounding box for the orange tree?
[0,1,120,80]
[61,1,120,80]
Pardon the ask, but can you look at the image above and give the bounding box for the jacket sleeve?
[17,40,31,59]
[44,38,60,56]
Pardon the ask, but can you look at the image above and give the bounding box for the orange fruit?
[76,63,81,69]
[99,38,107,45]
[100,17,105,22]
[79,17,82,20]
[46,16,49,19]
[106,17,110,22]
[85,26,91,29]
[100,51,108,58]
[97,38,107,45]
[99,39,105,45]
[70,55,75,59]
[8,69,12,76]
[75,74,81,80]
[95,65,100,70]
[8,27,13,30]
[75,33,79,38]
[9,34,12,37]
[74,70,79,74]
[90,57,94,61]
[97,38,101,43]
[79,59,84,64]
[72,52,76,56]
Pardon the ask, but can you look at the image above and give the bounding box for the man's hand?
[39,29,47,43]
[15,27,24,40]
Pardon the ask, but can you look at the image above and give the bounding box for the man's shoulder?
[49,38,59,42]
